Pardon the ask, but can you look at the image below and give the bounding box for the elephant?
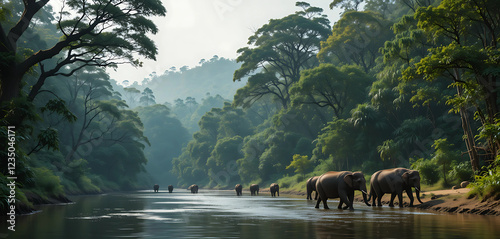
[368,168,424,207]
[315,171,370,210]
[306,176,319,200]
[188,184,198,193]
[235,184,243,196]
[153,184,159,193]
[270,183,279,197]
[250,184,259,196]
[168,185,174,193]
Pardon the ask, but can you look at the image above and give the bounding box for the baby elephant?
[153,184,159,193]
[168,185,174,193]
[315,171,370,210]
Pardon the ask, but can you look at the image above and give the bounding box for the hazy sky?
[51,0,341,85]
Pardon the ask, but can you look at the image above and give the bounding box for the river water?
[2,190,500,238]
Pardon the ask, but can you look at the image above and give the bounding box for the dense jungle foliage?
[1,0,500,214]
[171,0,500,199]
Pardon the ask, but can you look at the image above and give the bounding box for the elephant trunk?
[415,185,424,204]
[361,185,371,206]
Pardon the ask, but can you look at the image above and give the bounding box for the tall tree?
[403,0,500,172]
[139,87,156,106]
[318,11,393,73]
[290,64,372,118]
[0,0,166,121]
[233,2,331,109]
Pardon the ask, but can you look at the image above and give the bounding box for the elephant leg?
[398,191,404,208]
[345,191,355,210]
[339,192,353,210]
[406,188,414,207]
[389,193,397,207]
[314,191,318,200]
[315,198,321,208]
[377,192,384,207]
[315,197,329,209]
[338,199,344,209]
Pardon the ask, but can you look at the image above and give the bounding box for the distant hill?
[124,56,246,104]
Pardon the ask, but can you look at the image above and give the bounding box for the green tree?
[431,138,459,186]
[233,2,331,109]
[404,0,500,171]
[0,0,166,121]
[377,139,400,167]
[313,119,360,170]
[206,136,244,186]
[139,87,156,106]
[318,11,393,73]
[286,154,312,176]
[123,87,141,108]
[290,64,372,118]
[330,0,364,12]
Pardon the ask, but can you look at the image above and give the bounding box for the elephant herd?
[152,184,175,193]
[233,183,278,197]
[152,167,423,211]
[308,168,424,210]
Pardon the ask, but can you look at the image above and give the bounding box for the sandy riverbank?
[349,188,500,216]
[414,188,500,216]
[259,187,500,216]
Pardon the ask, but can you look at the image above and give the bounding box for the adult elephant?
[188,184,198,193]
[315,171,370,210]
[306,176,319,200]
[250,184,259,196]
[168,185,174,193]
[270,183,279,197]
[153,184,159,193]
[235,184,243,196]
[368,168,424,207]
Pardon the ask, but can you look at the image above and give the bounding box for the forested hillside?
[172,0,500,200]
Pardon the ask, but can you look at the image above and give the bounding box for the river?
[2,189,500,238]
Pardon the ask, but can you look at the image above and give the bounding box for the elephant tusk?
[361,190,368,195]
[415,187,420,192]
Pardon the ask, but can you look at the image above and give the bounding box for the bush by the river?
[469,157,500,200]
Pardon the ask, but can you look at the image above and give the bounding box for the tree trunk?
[457,86,480,172]
[0,64,21,106]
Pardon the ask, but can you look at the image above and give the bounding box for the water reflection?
[1,190,499,238]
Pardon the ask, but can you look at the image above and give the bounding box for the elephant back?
[316,171,352,197]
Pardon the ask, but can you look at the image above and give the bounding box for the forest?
[1,0,500,214]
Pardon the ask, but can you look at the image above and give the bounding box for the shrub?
[468,157,500,200]
[448,161,473,183]
[33,167,64,196]
[411,158,440,185]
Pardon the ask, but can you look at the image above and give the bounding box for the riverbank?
[257,187,500,216]
[415,188,500,216]
[11,192,73,215]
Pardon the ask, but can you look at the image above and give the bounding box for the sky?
[51,0,341,85]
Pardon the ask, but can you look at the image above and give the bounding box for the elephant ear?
[344,174,354,188]
[402,172,410,185]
